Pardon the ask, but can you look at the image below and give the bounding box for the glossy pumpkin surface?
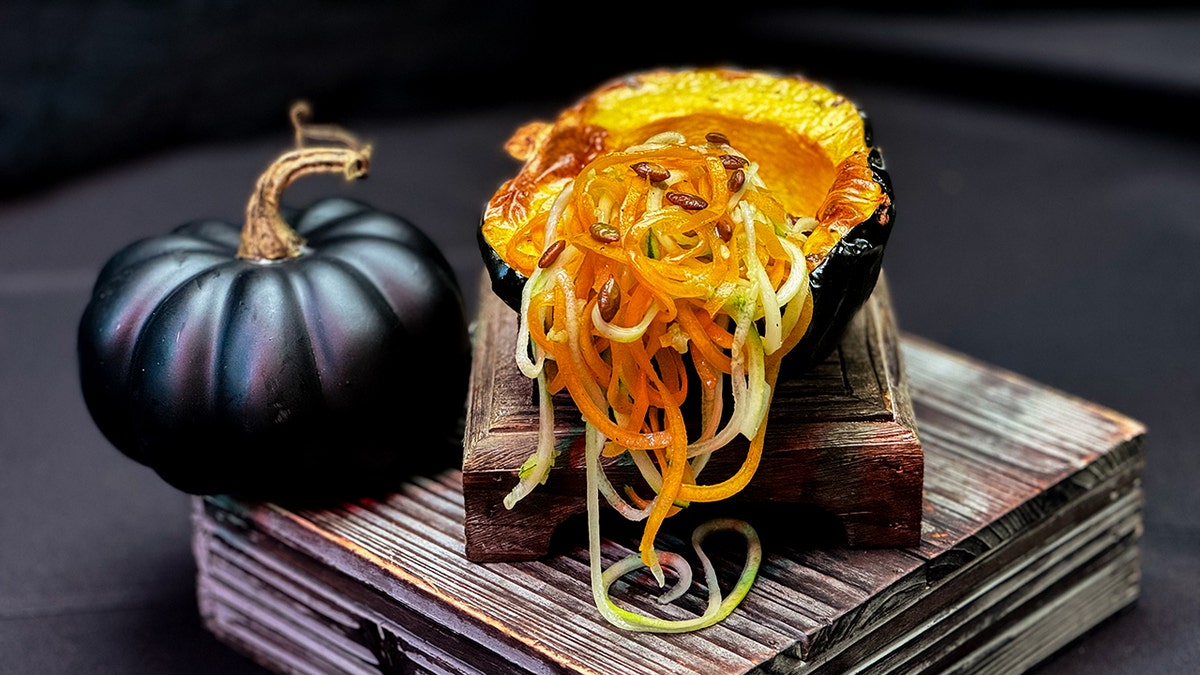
[78,196,471,499]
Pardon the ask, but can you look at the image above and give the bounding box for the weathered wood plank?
[793,473,1142,673]
[462,271,924,562]
[865,495,1141,674]
[195,326,1147,675]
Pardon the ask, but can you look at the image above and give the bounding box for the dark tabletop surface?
[2,4,1197,673]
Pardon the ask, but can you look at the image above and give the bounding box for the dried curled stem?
[238,101,372,261]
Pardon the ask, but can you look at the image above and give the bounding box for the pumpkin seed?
[716,219,734,242]
[630,161,670,183]
[598,276,620,322]
[666,191,708,211]
[720,154,748,170]
[538,239,566,268]
[589,222,620,243]
[727,168,746,193]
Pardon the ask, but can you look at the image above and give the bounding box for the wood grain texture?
[194,332,1146,675]
[462,271,924,562]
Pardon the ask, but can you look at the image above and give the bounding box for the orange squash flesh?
[482,68,887,279]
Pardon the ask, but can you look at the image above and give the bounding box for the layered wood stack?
[193,275,1145,674]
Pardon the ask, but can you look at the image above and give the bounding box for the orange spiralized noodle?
[507,129,815,631]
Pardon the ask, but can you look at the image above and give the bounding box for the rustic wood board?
[462,271,924,562]
[193,334,1146,675]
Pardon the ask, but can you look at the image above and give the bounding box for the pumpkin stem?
[239,101,372,261]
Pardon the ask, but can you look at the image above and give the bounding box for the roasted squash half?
[479,67,894,373]
[475,67,897,633]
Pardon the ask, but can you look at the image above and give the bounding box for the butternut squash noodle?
[506,130,816,632]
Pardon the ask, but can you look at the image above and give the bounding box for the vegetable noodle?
[506,129,816,632]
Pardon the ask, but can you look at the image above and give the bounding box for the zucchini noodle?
[506,131,814,631]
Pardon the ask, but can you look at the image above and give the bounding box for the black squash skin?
[477,128,894,378]
[479,223,528,315]
[78,197,471,502]
[785,149,894,375]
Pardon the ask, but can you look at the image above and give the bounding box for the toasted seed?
[630,161,670,183]
[598,276,620,322]
[716,219,733,242]
[666,191,708,211]
[720,154,748,170]
[538,239,566,268]
[727,168,746,193]
[589,221,620,243]
[705,131,729,145]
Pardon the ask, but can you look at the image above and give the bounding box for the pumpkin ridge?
[100,235,233,279]
[294,209,376,240]
[308,245,470,437]
[173,219,244,251]
[317,239,463,332]
[78,254,236,461]
[128,264,237,423]
[306,231,424,253]
[286,255,399,401]
[120,261,241,457]
[211,265,322,428]
[292,197,373,234]
[302,209,458,282]
[113,257,242,377]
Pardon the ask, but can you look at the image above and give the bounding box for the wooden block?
[192,336,1146,675]
[462,270,924,562]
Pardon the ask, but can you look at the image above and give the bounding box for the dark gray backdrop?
[2,2,1196,673]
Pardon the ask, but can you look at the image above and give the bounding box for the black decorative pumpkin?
[77,106,471,500]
